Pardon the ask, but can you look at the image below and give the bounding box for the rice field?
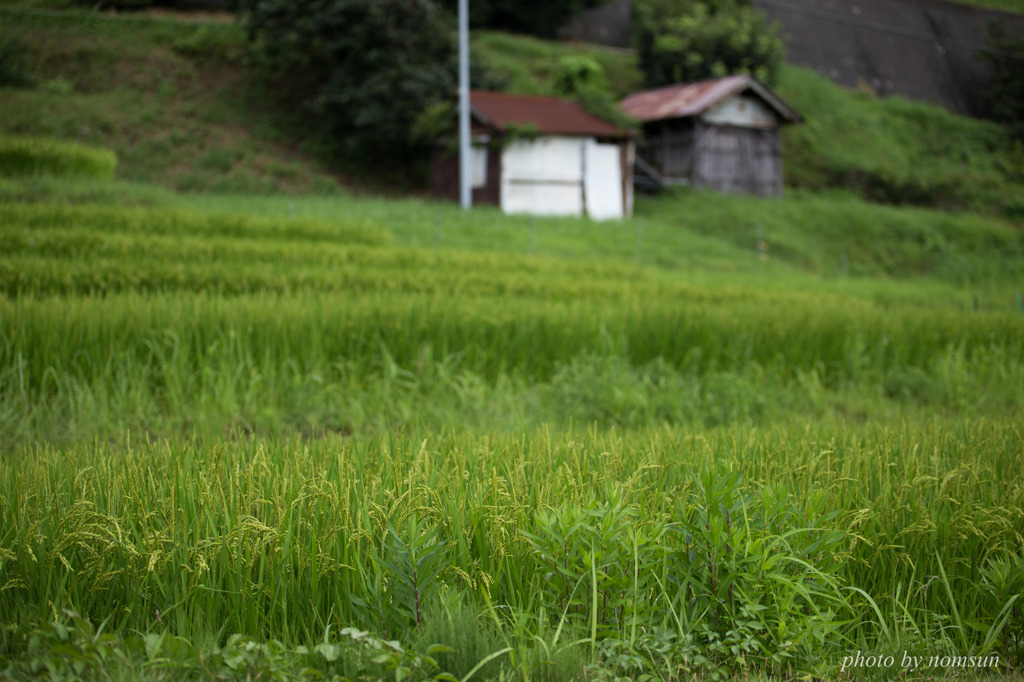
[1,193,1023,681]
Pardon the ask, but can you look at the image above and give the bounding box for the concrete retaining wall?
[559,0,1024,117]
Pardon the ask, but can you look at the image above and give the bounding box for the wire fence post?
[635,218,644,262]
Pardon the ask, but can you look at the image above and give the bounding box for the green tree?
[439,0,611,38]
[978,20,1024,139]
[633,0,783,87]
[238,0,457,162]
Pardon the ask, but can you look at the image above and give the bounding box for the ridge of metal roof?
[620,75,803,124]
[470,90,631,138]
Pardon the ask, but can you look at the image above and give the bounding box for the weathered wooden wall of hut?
[640,121,783,197]
[644,119,697,180]
[693,123,782,197]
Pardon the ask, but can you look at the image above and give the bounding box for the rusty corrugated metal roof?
[471,90,629,138]
[620,74,802,124]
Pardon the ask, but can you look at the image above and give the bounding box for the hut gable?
[620,75,802,197]
[433,91,635,221]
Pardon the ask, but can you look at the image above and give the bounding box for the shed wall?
[702,94,779,129]
[432,144,502,207]
[584,139,625,221]
[693,122,782,197]
[643,119,697,180]
[436,135,632,218]
[501,136,585,217]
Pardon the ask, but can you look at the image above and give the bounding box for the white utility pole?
[458,0,471,209]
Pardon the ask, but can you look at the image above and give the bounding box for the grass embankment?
[0,7,341,194]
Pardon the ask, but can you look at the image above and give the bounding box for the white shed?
[433,91,635,220]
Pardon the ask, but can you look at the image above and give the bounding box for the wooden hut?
[433,91,634,220]
[620,75,802,197]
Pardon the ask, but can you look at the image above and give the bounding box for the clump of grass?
[0,136,116,181]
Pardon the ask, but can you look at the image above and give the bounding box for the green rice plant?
[0,420,1022,677]
[0,137,116,181]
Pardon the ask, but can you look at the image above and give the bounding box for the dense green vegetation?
[1,4,1024,681]
[3,5,1023,214]
[238,0,458,163]
[633,0,784,86]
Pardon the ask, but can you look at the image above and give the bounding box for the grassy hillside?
[4,5,1023,218]
[777,66,1024,220]
[0,7,344,193]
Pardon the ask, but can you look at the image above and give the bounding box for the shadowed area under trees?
[236,0,457,166]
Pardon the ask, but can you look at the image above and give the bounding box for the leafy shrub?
[351,516,451,639]
[0,136,117,181]
[978,552,1024,668]
[0,38,35,89]
[439,0,612,39]
[0,611,459,682]
[978,20,1024,139]
[238,0,457,163]
[522,473,848,678]
[667,470,846,672]
[633,0,784,87]
[552,55,637,132]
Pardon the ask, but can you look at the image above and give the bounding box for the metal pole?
[458,0,471,210]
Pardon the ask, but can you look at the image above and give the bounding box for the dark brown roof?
[471,90,629,138]
[620,74,802,124]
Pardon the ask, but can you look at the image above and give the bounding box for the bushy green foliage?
[0,38,35,88]
[633,0,784,87]
[0,611,458,682]
[0,136,116,181]
[439,0,611,38]
[238,0,457,163]
[523,474,846,677]
[978,20,1024,138]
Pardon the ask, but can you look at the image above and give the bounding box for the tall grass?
[1,421,1021,676]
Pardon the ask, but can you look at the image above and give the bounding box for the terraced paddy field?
[1,185,1022,681]
[4,0,1024,675]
